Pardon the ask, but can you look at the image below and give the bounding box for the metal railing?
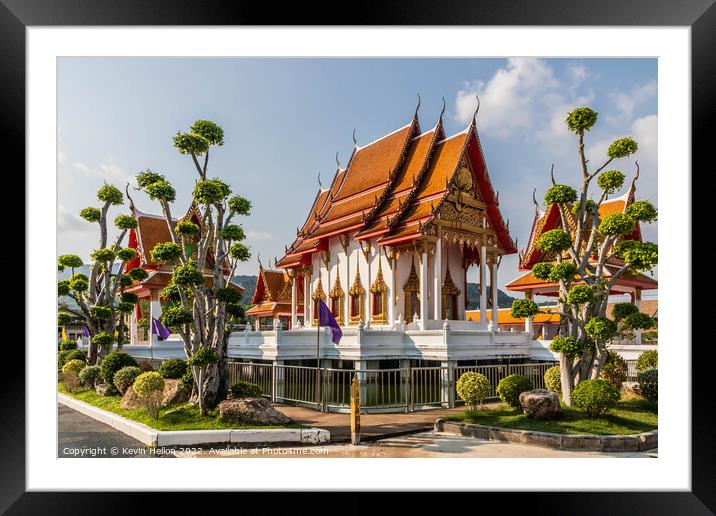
[226,360,557,413]
[625,360,639,382]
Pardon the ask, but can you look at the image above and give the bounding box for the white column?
[388,254,396,328]
[524,290,534,336]
[434,238,442,321]
[419,247,428,329]
[364,243,372,325]
[149,289,162,348]
[345,249,351,326]
[303,269,310,328]
[480,246,487,330]
[491,260,499,331]
[290,274,298,329]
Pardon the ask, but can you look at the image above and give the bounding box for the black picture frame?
[3,0,708,512]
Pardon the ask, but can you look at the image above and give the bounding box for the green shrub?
[113,366,142,394]
[600,351,627,391]
[180,368,194,392]
[228,381,262,399]
[456,372,492,411]
[158,358,188,379]
[636,350,658,372]
[637,368,658,401]
[78,365,102,388]
[544,365,561,393]
[61,359,86,393]
[571,379,620,418]
[59,339,77,351]
[58,349,86,369]
[496,374,533,408]
[100,350,138,385]
[62,359,86,376]
[133,372,165,418]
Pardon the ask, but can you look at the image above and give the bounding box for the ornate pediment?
[330,270,344,299]
[370,261,388,293]
[439,201,484,227]
[404,259,420,292]
[442,266,461,296]
[349,270,365,296]
[311,276,326,301]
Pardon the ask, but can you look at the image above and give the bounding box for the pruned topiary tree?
[58,184,145,364]
[510,106,658,406]
[135,119,251,415]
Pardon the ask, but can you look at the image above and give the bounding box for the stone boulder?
[137,360,155,372]
[218,397,293,425]
[120,379,189,409]
[161,379,189,407]
[95,383,118,397]
[519,389,561,420]
[120,386,143,409]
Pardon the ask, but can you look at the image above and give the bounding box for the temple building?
[245,262,304,331]
[505,184,658,341]
[122,201,244,345]
[274,102,516,332]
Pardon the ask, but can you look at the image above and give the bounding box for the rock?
[622,381,640,396]
[121,379,189,409]
[137,361,155,372]
[161,379,189,407]
[218,397,293,425]
[120,386,144,409]
[95,383,119,397]
[519,389,561,420]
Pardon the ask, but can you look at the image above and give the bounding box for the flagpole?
[315,309,320,409]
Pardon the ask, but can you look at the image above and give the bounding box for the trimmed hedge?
[228,381,262,399]
[637,368,658,401]
[456,372,492,410]
[496,374,533,408]
[100,350,138,386]
[158,358,188,379]
[572,379,620,418]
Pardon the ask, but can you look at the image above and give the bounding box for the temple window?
[329,271,345,323]
[369,260,388,324]
[310,277,326,324]
[403,259,420,323]
[348,269,365,325]
[441,265,461,320]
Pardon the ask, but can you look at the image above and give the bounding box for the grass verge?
[59,385,302,431]
[446,398,657,436]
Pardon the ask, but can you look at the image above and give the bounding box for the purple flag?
[82,325,90,337]
[152,317,171,341]
[317,299,342,345]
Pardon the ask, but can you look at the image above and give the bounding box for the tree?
[135,119,251,415]
[511,106,658,406]
[57,184,144,364]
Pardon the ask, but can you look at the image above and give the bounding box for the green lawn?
[446,398,657,436]
[59,385,302,431]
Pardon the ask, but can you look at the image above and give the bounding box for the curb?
[59,394,330,446]
[434,419,658,452]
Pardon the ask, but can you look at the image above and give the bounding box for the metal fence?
[226,360,557,413]
[625,360,639,382]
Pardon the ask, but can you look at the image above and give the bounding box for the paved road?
[58,404,174,458]
[176,431,658,458]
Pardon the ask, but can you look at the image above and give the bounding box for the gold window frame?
[348,269,365,325]
[369,261,388,324]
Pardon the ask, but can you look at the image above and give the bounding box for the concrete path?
[176,431,658,458]
[273,403,499,442]
[58,403,174,458]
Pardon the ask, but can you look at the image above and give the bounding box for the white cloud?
[567,63,588,87]
[610,80,657,119]
[57,204,89,233]
[455,58,559,138]
[246,230,273,241]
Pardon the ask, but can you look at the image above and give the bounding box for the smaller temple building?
[245,263,304,331]
[122,201,244,345]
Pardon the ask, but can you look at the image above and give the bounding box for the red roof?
[277,106,517,267]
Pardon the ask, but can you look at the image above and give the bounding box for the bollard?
[350,373,361,445]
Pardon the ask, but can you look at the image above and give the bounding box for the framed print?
[3,0,711,511]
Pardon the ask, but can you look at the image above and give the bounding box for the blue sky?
[57,57,657,297]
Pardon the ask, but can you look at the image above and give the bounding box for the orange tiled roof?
[246,302,300,317]
[505,260,658,293]
[466,306,561,324]
[518,189,642,270]
[277,105,517,266]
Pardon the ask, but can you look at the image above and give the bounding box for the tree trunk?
[559,355,573,406]
[200,362,221,410]
[87,342,98,365]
